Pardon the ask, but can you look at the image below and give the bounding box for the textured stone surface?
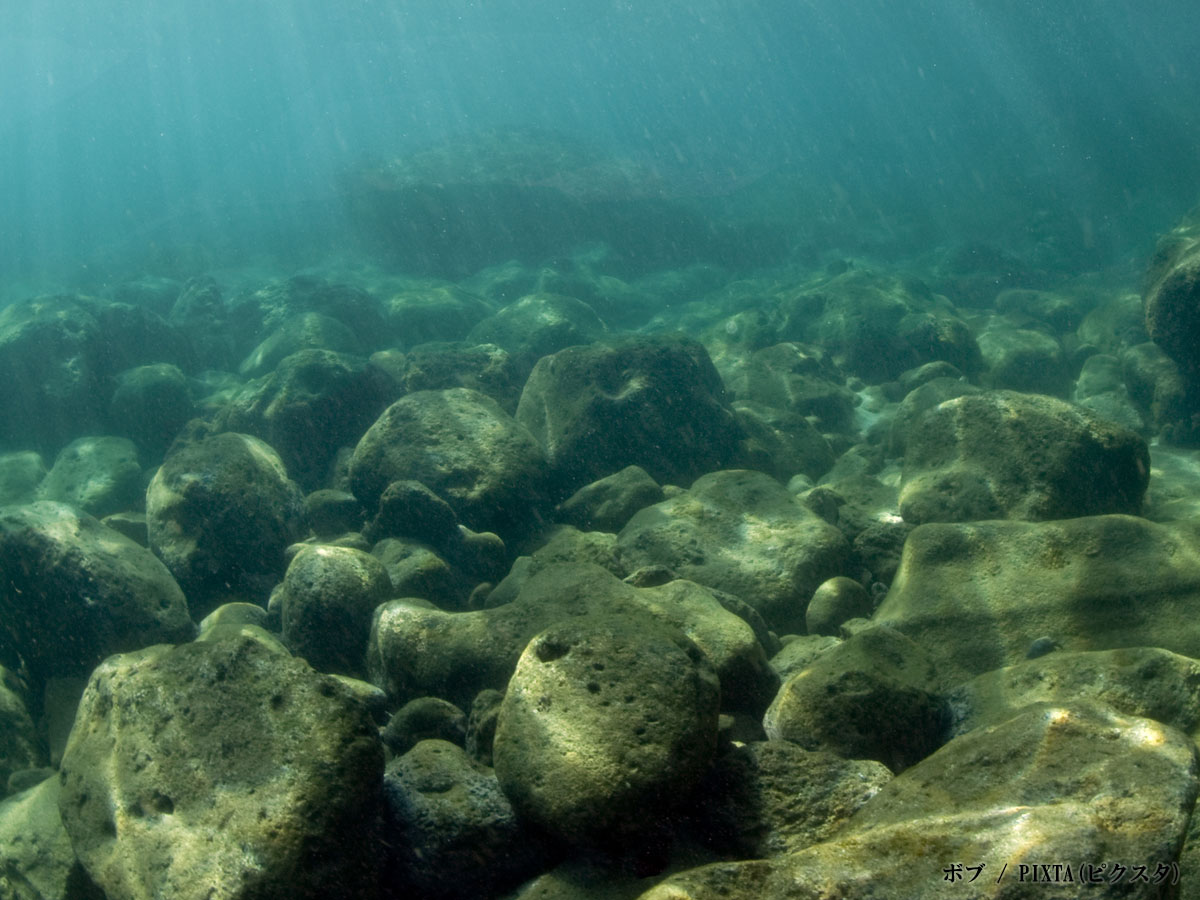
[0,502,194,692]
[643,703,1199,900]
[349,387,546,537]
[617,469,849,633]
[146,432,307,615]
[875,515,1200,686]
[58,635,383,900]
[898,390,1149,524]
[493,617,720,848]
[515,334,744,497]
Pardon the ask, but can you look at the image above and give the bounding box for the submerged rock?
[493,616,720,850]
[0,502,194,693]
[876,515,1200,686]
[898,390,1149,523]
[36,436,143,519]
[617,469,849,634]
[644,703,1198,900]
[515,334,744,498]
[146,432,306,616]
[58,635,384,900]
[350,387,546,538]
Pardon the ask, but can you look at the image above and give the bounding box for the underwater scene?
[5,1,1200,898]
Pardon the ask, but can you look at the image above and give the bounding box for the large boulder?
[466,292,607,372]
[1144,210,1200,384]
[515,335,744,498]
[617,469,850,634]
[0,502,193,693]
[146,432,306,615]
[874,515,1200,687]
[642,702,1198,900]
[349,387,546,538]
[493,616,720,850]
[898,390,1149,523]
[58,635,384,900]
[215,349,395,491]
[36,436,143,518]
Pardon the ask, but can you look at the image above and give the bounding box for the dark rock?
[147,432,307,616]
[0,502,194,696]
[493,617,720,850]
[555,465,664,533]
[110,364,197,461]
[382,698,467,755]
[350,388,546,538]
[215,349,395,491]
[278,545,393,677]
[383,740,550,899]
[515,334,743,498]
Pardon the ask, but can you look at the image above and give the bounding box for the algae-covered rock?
[1144,210,1200,383]
[466,291,608,371]
[555,465,664,533]
[36,436,143,518]
[349,387,546,538]
[898,390,1149,523]
[383,739,548,899]
[58,635,384,900]
[691,741,892,859]
[146,432,307,615]
[216,349,394,491]
[764,626,946,772]
[0,776,104,900]
[278,544,393,677]
[0,502,194,692]
[493,617,720,849]
[617,469,849,634]
[875,515,1200,686]
[642,703,1198,900]
[515,334,744,498]
[367,562,775,714]
[948,647,1200,741]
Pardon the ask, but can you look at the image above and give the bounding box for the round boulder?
[493,617,720,849]
[146,432,306,616]
[278,545,393,677]
[349,388,545,538]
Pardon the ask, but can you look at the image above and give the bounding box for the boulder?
[277,545,393,677]
[0,502,193,693]
[109,364,196,461]
[493,617,720,849]
[976,322,1071,396]
[58,635,384,900]
[875,515,1200,687]
[0,295,183,454]
[555,465,664,533]
[381,285,494,348]
[36,436,143,518]
[465,292,607,371]
[763,626,946,772]
[643,703,1198,900]
[0,776,103,900]
[898,390,1149,524]
[1143,210,1200,383]
[383,739,547,899]
[215,349,394,491]
[367,562,775,714]
[617,469,849,634]
[146,432,306,615]
[690,741,892,859]
[349,388,546,538]
[515,334,744,497]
